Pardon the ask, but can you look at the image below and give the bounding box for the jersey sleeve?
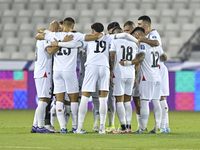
[138,44,146,54]
[148,31,162,46]
[109,39,116,52]
[74,32,87,41]
[44,32,55,41]
[44,40,52,50]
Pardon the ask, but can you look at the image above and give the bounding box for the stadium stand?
[0,0,199,60]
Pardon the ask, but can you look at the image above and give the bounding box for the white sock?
[166,105,169,128]
[92,97,100,121]
[56,101,66,129]
[50,103,57,127]
[152,99,162,130]
[36,101,48,128]
[108,93,116,125]
[116,102,126,125]
[136,114,142,128]
[71,102,78,129]
[99,97,108,129]
[64,104,71,125]
[160,100,168,129]
[77,96,89,130]
[140,100,149,130]
[124,101,132,126]
[33,107,38,127]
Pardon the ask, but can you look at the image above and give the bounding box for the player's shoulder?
[148,29,161,39]
[140,42,150,50]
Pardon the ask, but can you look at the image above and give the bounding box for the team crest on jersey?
[152,36,157,39]
[109,44,111,49]
[140,45,145,50]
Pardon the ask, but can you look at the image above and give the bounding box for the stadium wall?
[0,60,199,111]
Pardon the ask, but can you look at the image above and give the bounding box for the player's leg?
[64,93,71,130]
[133,96,141,129]
[160,96,169,133]
[124,94,132,133]
[32,77,54,133]
[91,87,100,132]
[50,99,57,127]
[76,65,97,133]
[133,80,151,133]
[68,93,79,132]
[53,71,67,133]
[106,85,116,132]
[149,82,162,133]
[98,66,110,134]
[99,90,108,134]
[160,66,170,133]
[124,78,134,133]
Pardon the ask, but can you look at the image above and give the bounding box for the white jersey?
[44,32,86,71]
[34,40,52,78]
[146,29,166,68]
[83,35,112,67]
[109,38,138,78]
[139,42,163,82]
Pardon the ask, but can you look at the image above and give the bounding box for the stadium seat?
[80,10,95,17]
[19,23,35,32]
[91,2,105,10]
[107,2,122,10]
[176,9,193,23]
[155,3,170,10]
[43,2,58,10]
[1,16,15,24]
[11,52,26,60]
[139,3,154,9]
[58,3,74,10]
[35,23,49,31]
[0,3,10,11]
[3,23,18,31]
[165,23,181,37]
[27,52,36,61]
[123,2,138,10]
[1,31,16,38]
[74,23,83,32]
[27,3,42,10]
[166,45,181,58]
[17,31,32,38]
[31,10,48,23]
[181,24,197,32]
[75,3,89,10]
[0,38,5,46]
[180,31,194,42]
[160,37,168,51]
[19,45,34,53]
[0,52,11,60]
[112,9,128,18]
[93,17,109,24]
[21,37,36,46]
[96,9,112,17]
[188,2,200,9]
[17,10,32,24]
[64,10,80,22]
[78,17,93,24]
[171,2,187,9]
[6,37,20,46]
[11,2,26,10]
[3,46,18,53]
[48,10,64,20]
[3,10,18,18]
[128,9,144,18]
[151,23,165,37]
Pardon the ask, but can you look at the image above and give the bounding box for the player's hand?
[63,35,74,42]
[110,75,114,87]
[133,79,138,89]
[51,38,58,46]
[97,32,105,39]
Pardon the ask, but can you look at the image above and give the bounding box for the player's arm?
[35,33,45,40]
[160,53,167,61]
[38,28,45,33]
[133,63,140,88]
[85,32,104,41]
[138,38,159,47]
[114,33,138,43]
[109,52,115,76]
[46,36,74,55]
[119,52,145,66]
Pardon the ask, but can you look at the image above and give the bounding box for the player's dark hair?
[63,17,75,27]
[123,20,135,27]
[112,26,122,34]
[72,30,77,33]
[107,21,120,31]
[59,20,63,25]
[91,22,104,33]
[130,27,145,35]
[138,15,151,24]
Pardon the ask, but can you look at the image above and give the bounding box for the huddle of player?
[31,15,170,134]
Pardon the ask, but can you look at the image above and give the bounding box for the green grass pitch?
[0,110,199,150]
